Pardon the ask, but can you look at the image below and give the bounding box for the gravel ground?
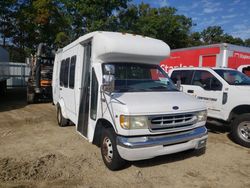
[0,88,249,188]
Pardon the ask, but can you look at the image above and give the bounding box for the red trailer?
[160,43,250,76]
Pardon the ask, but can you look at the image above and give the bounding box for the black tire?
[231,114,250,148]
[100,128,126,170]
[27,86,37,104]
[0,80,7,96]
[57,105,68,127]
[27,93,35,104]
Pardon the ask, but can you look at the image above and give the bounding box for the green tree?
[12,0,70,53]
[188,32,203,47]
[244,38,250,47]
[222,33,244,46]
[232,37,244,46]
[201,26,224,44]
[0,0,16,47]
[117,4,139,33]
[222,33,235,44]
[61,0,130,40]
[32,0,70,48]
[118,3,193,49]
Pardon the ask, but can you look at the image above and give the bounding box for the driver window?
[192,70,222,91]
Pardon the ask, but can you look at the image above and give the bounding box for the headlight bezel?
[196,110,207,122]
[120,115,149,130]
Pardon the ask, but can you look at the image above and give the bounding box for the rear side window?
[60,60,65,86]
[171,70,194,85]
[69,56,76,89]
[63,58,70,87]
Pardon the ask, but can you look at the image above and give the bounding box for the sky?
[133,0,250,40]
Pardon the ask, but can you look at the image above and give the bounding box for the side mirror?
[102,64,115,93]
[103,64,115,75]
[102,75,115,93]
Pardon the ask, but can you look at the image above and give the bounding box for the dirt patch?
[0,154,60,181]
[0,153,96,183]
[0,89,250,188]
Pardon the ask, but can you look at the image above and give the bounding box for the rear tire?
[100,128,126,170]
[231,114,250,148]
[27,93,35,104]
[57,105,68,127]
[0,80,7,96]
[27,86,37,104]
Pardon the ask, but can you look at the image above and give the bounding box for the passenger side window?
[171,70,194,85]
[69,56,76,89]
[63,58,70,87]
[90,69,98,120]
[192,70,222,91]
[59,60,65,86]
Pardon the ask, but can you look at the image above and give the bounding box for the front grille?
[149,113,197,132]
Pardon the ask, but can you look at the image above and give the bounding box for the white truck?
[0,46,10,95]
[170,67,250,148]
[52,31,208,170]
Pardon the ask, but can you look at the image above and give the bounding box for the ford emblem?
[173,106,179,110]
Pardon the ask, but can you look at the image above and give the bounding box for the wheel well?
[92,119,114,147]
[229,105,250,122]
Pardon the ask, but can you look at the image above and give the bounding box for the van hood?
[111,91,205,115]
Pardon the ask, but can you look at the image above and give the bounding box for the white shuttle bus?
[52,31,208,170]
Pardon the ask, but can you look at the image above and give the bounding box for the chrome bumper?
[117,126,207,149]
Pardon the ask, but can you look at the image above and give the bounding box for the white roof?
[61,31,170,64]
[171,43,250,53]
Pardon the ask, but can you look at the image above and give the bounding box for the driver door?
[187,70,223,119]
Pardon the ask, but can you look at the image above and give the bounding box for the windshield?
[103,63,178,92]
[214,69,250,85]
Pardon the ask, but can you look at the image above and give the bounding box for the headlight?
[196,110,207,122]
[120,115,149,129]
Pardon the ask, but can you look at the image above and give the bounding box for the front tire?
[57,105,68,127]
[101,128,126,170]
[231,114,250,148]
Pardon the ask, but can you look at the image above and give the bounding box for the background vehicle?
[27,43,54,103]
[170,67,250,148]
[0,46,10,96]
[161,43,250,76]
[52,31,208,170]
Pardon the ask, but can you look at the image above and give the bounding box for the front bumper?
[116,126,208,161]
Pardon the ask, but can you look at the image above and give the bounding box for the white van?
[52,31,208,170]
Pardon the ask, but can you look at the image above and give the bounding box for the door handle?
[187,90,194,93]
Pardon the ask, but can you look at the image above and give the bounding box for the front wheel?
[101,128,126,170]
[231,114,250,148]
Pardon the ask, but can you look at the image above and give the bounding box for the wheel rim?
[238,121,250,142]
[102,136,113,163]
